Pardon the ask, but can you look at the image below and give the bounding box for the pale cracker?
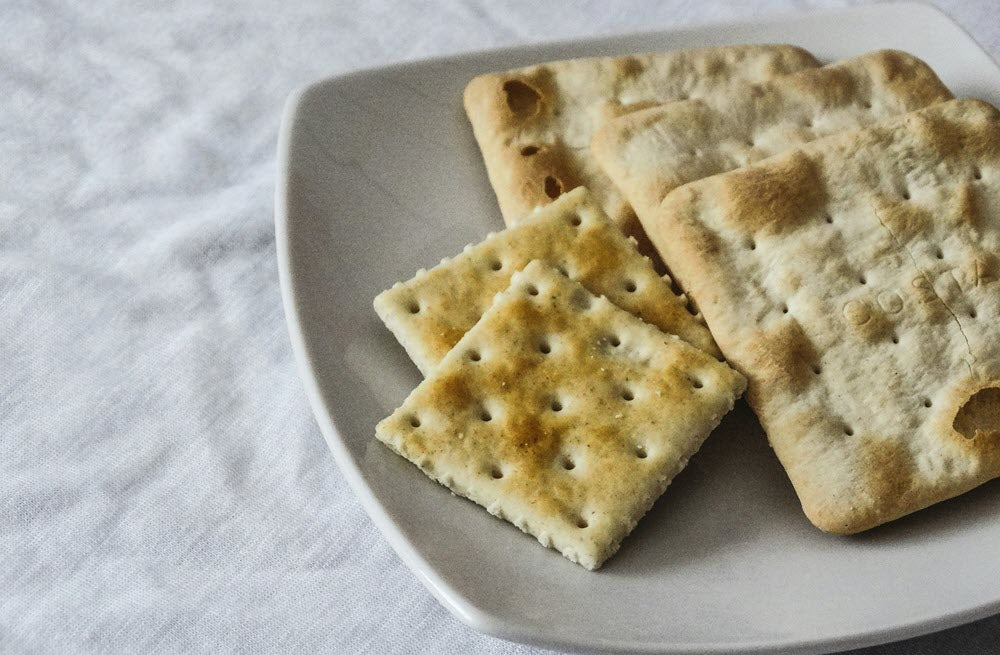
[648,99,1000,534]
[374,187,718,376]
[376,261,747,569]
[463,44,818,254]
[592,50,953,226]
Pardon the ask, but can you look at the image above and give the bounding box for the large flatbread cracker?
[374,187,717,376]
[376,261,746,569]
[648,99,1000,534]
[463,44,818,250]
[592,50,953,225]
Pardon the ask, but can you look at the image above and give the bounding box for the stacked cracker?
[375,44,1000,569]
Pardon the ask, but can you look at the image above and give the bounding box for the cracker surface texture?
[376,261,746,569]
[374,187,717,376]
[650,99,1000,534]
[463,44,818,250]
[593,50,953,228]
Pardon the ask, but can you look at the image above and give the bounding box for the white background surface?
[3,1,1000,653]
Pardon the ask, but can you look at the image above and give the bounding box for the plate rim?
[274,3,1000,652]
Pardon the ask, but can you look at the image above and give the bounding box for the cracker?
[463,44,818,252]
[592,50,953,225]
[374,187,718,376]
[648,99,1000,534]
[376,261,747,569]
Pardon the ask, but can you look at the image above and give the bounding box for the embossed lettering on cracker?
[376,261,746,570]
[374,187,718,376]
[592,50,953,230]
[648,98,1000,534]
[463,45,819,253]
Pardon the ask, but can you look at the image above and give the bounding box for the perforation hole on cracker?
[544,176,563,199]
[502,79,540,117]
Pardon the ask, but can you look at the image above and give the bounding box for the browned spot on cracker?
[949,183,981,229]
[743,320,819,397]
[872,193,932,239]
[842,298,892,343]
[859,435,916,517]
[721,150,827,236]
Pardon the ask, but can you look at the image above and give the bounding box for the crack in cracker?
[869,199,977,376]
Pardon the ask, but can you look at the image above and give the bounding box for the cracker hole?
[575,517,589,529]
[902,190,911,200]
[407,302,420,314]
[635,445,648,459]
[489,259,502,271]
[569,214,582,227]
[608,335,621,347]
[745,138,755,147]
[520,145,539,156]
[804,118,814,128]
[970,309,978,319]
[490,467,504,479]
[934,247,944,260]
[621,388,634,401]
[467,349,481,362]
[891,334,899,344]
[409,416,421,428]
[923,398,933,408]
[825,214,834,224]
[954,387,1000,439]
[538,339,551,354]
[561,457,575,471]
[859,275,867,285]
[862,100,872,109]
[844,426,854,436]
[503,80,540,118]
[781,304,789,314]
[480,410,493,422]
[691,378,704,390]
[747,239,757,251]
[544,176,563,199]
[550,399,563,412]
[812,365,821,375]
[973,167,983,180]
[526,284,539,296]
[624,280,637,293]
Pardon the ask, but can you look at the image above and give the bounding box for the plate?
[275,4,1000,653]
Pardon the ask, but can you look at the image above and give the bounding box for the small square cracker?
[592,50,953,228]
[650,99,1000,534]
[374,186,718,376]
[463,44,818,249]
[376,261,746,570]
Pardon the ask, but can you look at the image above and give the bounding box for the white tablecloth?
[4,0,1000,652]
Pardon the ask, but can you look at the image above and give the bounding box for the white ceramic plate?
[276,4,1000,653]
